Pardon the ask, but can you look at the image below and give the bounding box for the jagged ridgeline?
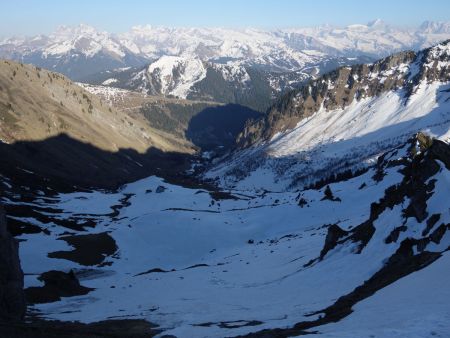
[238,40,450,147]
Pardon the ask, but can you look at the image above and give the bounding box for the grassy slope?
[0,60,193,154]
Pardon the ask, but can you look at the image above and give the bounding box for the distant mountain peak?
[52,23,100,38]
[145,55,207,97]
[367,19,388,29]
[419,20,450,34]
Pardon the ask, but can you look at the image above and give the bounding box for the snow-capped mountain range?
[1,20,450,81]
[0,24,147,80]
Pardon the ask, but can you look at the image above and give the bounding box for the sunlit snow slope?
[207,41,450,191]
[208,81,450,191]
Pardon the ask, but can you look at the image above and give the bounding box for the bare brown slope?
[80,83,261,151]
[0,60,200,190]
[0,59,193,154]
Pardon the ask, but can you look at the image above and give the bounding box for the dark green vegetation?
[187,67,275,112]
[139,100,261,151]
[139,100,215,138]
[186,104,261,150]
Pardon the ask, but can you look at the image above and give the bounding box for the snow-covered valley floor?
[2,138,449,337]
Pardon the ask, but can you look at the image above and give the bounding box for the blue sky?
[2,0,450,36]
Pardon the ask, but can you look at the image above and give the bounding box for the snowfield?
[3,136,449,337]
[77,82,137,105]
[146,56,207,98]
[315,251,450,338]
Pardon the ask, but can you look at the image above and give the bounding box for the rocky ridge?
[238,40,450,147]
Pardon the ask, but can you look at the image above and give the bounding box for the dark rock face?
[25,270,93,304]
[320,224,347,259]
[0,205,26,321]
[155,185,167,193]
[385,225,408,244]
[48,232,117,266]
[430,138,450,169]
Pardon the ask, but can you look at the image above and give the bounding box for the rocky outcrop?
[25,270,93,304]
[0,205,25,321]
[238,40,450,147]
[319,224,347,259]
[430,138,450,169]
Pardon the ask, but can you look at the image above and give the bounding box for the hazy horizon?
[1,19,449,40]
[2,0,450,37]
